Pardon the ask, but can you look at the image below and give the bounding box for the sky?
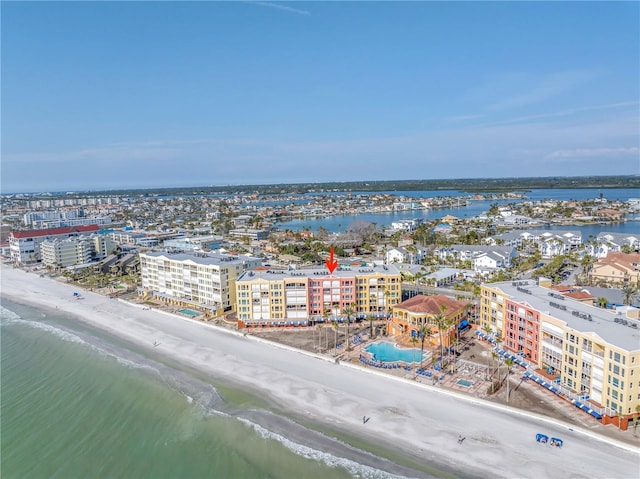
[2,1,639,193]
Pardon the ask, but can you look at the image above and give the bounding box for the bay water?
[0,299,433,479]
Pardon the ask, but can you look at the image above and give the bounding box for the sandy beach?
[2,265,639,478]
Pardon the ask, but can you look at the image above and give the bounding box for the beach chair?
[550,437,563,448]
[536,433,549,444]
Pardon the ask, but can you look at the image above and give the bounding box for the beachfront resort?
[2,186,640,433]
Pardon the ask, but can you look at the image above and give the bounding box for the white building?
[585,233,640,258]
[385,246,428,265]
[539,231,582,258]
[390,219,423,232]
[40,233,116,268]
[434,244,517,277]
[139,251,262,311]
[41,237,93,268]
[9,224,101,264]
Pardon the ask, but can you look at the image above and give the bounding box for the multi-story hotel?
[139,251,262,312]
[235,264,402,325]
[9,224,101,264]
[480,279,640,428]
[40,234,117,268]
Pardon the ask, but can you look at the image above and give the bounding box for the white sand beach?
[2,265,639,478]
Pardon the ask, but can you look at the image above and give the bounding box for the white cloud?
[545,147,640,159]
[252,1,311,16]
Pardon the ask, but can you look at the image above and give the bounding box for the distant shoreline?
[3,175,637,197]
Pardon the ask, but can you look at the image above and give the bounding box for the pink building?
[308,276,356,316]
[503,298,540,363]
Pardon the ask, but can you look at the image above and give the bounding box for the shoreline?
[2,265,639,478]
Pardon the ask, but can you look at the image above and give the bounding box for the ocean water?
[0,299,434,479]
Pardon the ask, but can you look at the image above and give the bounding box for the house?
[390,219,423,232]
[491,230,582,257]
[385,246,428,265]
[538,231,582,258]
[434,245,516,275]
[586,233,640,258]
[589,252,640,285]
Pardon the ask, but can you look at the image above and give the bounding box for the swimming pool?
[457,379,474,388]
[179,308,201,317]
[365,341,425,363]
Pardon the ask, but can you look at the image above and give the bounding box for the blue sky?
[2,1,639,193]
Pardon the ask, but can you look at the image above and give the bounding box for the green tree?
[433,305,451,363]
[410,335,419,374]
[342,305,355,352]
[621,281,638,305]
[367,313,376,339]
[504,357,514,403]
[418,323,430,372]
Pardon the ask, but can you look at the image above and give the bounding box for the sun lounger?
[536,433,549,444]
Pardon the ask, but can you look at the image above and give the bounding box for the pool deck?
[345,331,493,399]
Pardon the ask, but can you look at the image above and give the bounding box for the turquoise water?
[179,308,200,316]
[1,299,435,479]
[457,379,473,388]
[365,342,425,364]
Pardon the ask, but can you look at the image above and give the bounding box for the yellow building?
[235,265,401,325]
[480,279,640,429]
[589,252,640,285]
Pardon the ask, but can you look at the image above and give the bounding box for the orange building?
[388,294,469,348]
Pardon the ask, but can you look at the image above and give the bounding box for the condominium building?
[9,224,101,264]
[40,234,117,268]
[41,237,93,268]
[139,251,262,312]
[480,279,640,427]
[235,265,402,325]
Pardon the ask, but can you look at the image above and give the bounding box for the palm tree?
[504,358,514,403]
[621,281,638,305]
[332,318,339,355]
[317,324,323,352]
[410,335,419,372]
[322,307,331,351]
[342,305,355,351]
[367,313,376,339]
[634,405,640,435]
[597,297,608,309]
[433,305,450,363]
[418,323,430,372]
[491,351,499,380]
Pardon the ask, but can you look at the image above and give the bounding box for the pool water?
[179,308,201,317]
[364,341,425,363]
[457,379,473,388]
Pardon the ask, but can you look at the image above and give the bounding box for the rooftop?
[237,264,401,282]
[395,294,468,315]
[491,280,640,352]
[141,251,260,266]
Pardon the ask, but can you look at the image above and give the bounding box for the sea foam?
[237,417,411,479]
[1,304,88,345]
